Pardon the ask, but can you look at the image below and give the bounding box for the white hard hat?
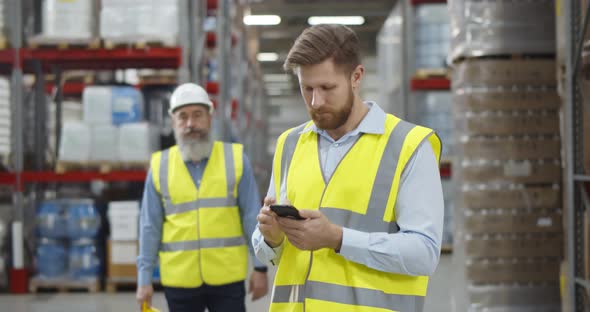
[169,83,213,114]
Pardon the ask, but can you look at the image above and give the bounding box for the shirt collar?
[300,101,386,135]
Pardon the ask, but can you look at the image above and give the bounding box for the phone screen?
[269,204,305,220]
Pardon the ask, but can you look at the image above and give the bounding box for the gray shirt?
[252,102,444,276]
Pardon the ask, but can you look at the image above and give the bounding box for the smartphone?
[269,204,305,220]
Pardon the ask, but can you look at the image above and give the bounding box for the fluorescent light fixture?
[257,52,279,62]
[264,74,291,83]
[308,16,365,26]
[244,15,281,26]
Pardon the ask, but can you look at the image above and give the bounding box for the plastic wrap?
[457,110,559,136]
[460,136,561,160]
[451,57,563,311]
[83,86,144,125]
[448,0,555,61]
[460,184,561,210]
[414,4,450,69]
[461,159,561,184]
[453,87,560,112]
[42,0,94,39]
[452,59,556,88]
[100,0,179,45]
[0,77,9,155]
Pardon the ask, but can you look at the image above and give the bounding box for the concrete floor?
[0,255,453,312]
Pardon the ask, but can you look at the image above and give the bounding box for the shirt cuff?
[339,227,371,264]
[138,269,153,287]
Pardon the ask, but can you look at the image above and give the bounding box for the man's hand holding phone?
[257,197,285,248]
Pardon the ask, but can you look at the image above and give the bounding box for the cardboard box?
[461,186,561,210]
[453,59,556,87]
[464,211,562,235]
[107,240,138,278]
[463,112,560,136]
[462,137,561,160]
[108,201,139,241]
[467,258,560,284]
[462,160,562,184]
[465,233,563,258]
[453,89,560,112]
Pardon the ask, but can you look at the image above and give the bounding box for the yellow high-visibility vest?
[270,114,441,312]
[150,142,248,288]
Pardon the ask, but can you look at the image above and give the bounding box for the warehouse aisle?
[0,255,454,312]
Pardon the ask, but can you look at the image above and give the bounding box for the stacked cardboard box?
[453,58,562,310]
[107,201,140,282]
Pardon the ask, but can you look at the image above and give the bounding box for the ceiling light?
[257,52,279,62]
[308,16,365,26]
[263,74,291,83]
[244,15,281,26]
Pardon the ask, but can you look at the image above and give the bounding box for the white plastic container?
[90,125,119,162]
[42,0,94,39]
[108,201,140,241]
[83,86,112,125]
[118,123,159,163]
[59,122,91,162]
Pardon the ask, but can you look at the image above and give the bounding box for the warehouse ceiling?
[248,0,395,95]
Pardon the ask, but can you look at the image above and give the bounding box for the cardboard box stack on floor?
[450,1,562,309]
[107,201,140,283]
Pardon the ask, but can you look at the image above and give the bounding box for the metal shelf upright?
[566,0,590,310]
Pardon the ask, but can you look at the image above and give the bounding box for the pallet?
[29,276,100,293]
[106,277,161,293]
[27,36,101,50]
[56,161,149,174]
[0,36,8,50]
[453,53,556,64]
[103,39,176,50]
[413,68,450,79]
[441,244,453,254]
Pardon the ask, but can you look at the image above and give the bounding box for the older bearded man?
[136,83,268,312]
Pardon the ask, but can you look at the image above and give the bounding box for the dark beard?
[310,87,354,130]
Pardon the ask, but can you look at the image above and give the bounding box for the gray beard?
[175,131,213,162]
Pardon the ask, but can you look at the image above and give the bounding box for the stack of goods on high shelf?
[411,3,454,249]
[449,0,562,310]
[100,0,179,47]
[413,92,454,248]
[105,201,159,292]
[29,0,98,46]
[58,85,159,170]
[32,199,101,292]
[0,203,10,289]
[414,3,450,70]
[0,77,9,165]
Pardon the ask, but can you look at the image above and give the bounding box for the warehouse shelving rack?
[566,0,590,310]
[0,0,270,292]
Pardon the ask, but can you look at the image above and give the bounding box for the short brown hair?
[283,24,361,74]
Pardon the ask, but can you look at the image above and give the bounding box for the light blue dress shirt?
[252,102,444,276]
[137,152,264,286]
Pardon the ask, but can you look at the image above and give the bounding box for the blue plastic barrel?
[68,239,100,280]
[67,199,101,239]
[36,238,67,278]
[37,200,68,239]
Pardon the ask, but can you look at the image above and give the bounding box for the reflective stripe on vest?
[159,144,238,216]
[273,282,425,311]
[160,236,246,252]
